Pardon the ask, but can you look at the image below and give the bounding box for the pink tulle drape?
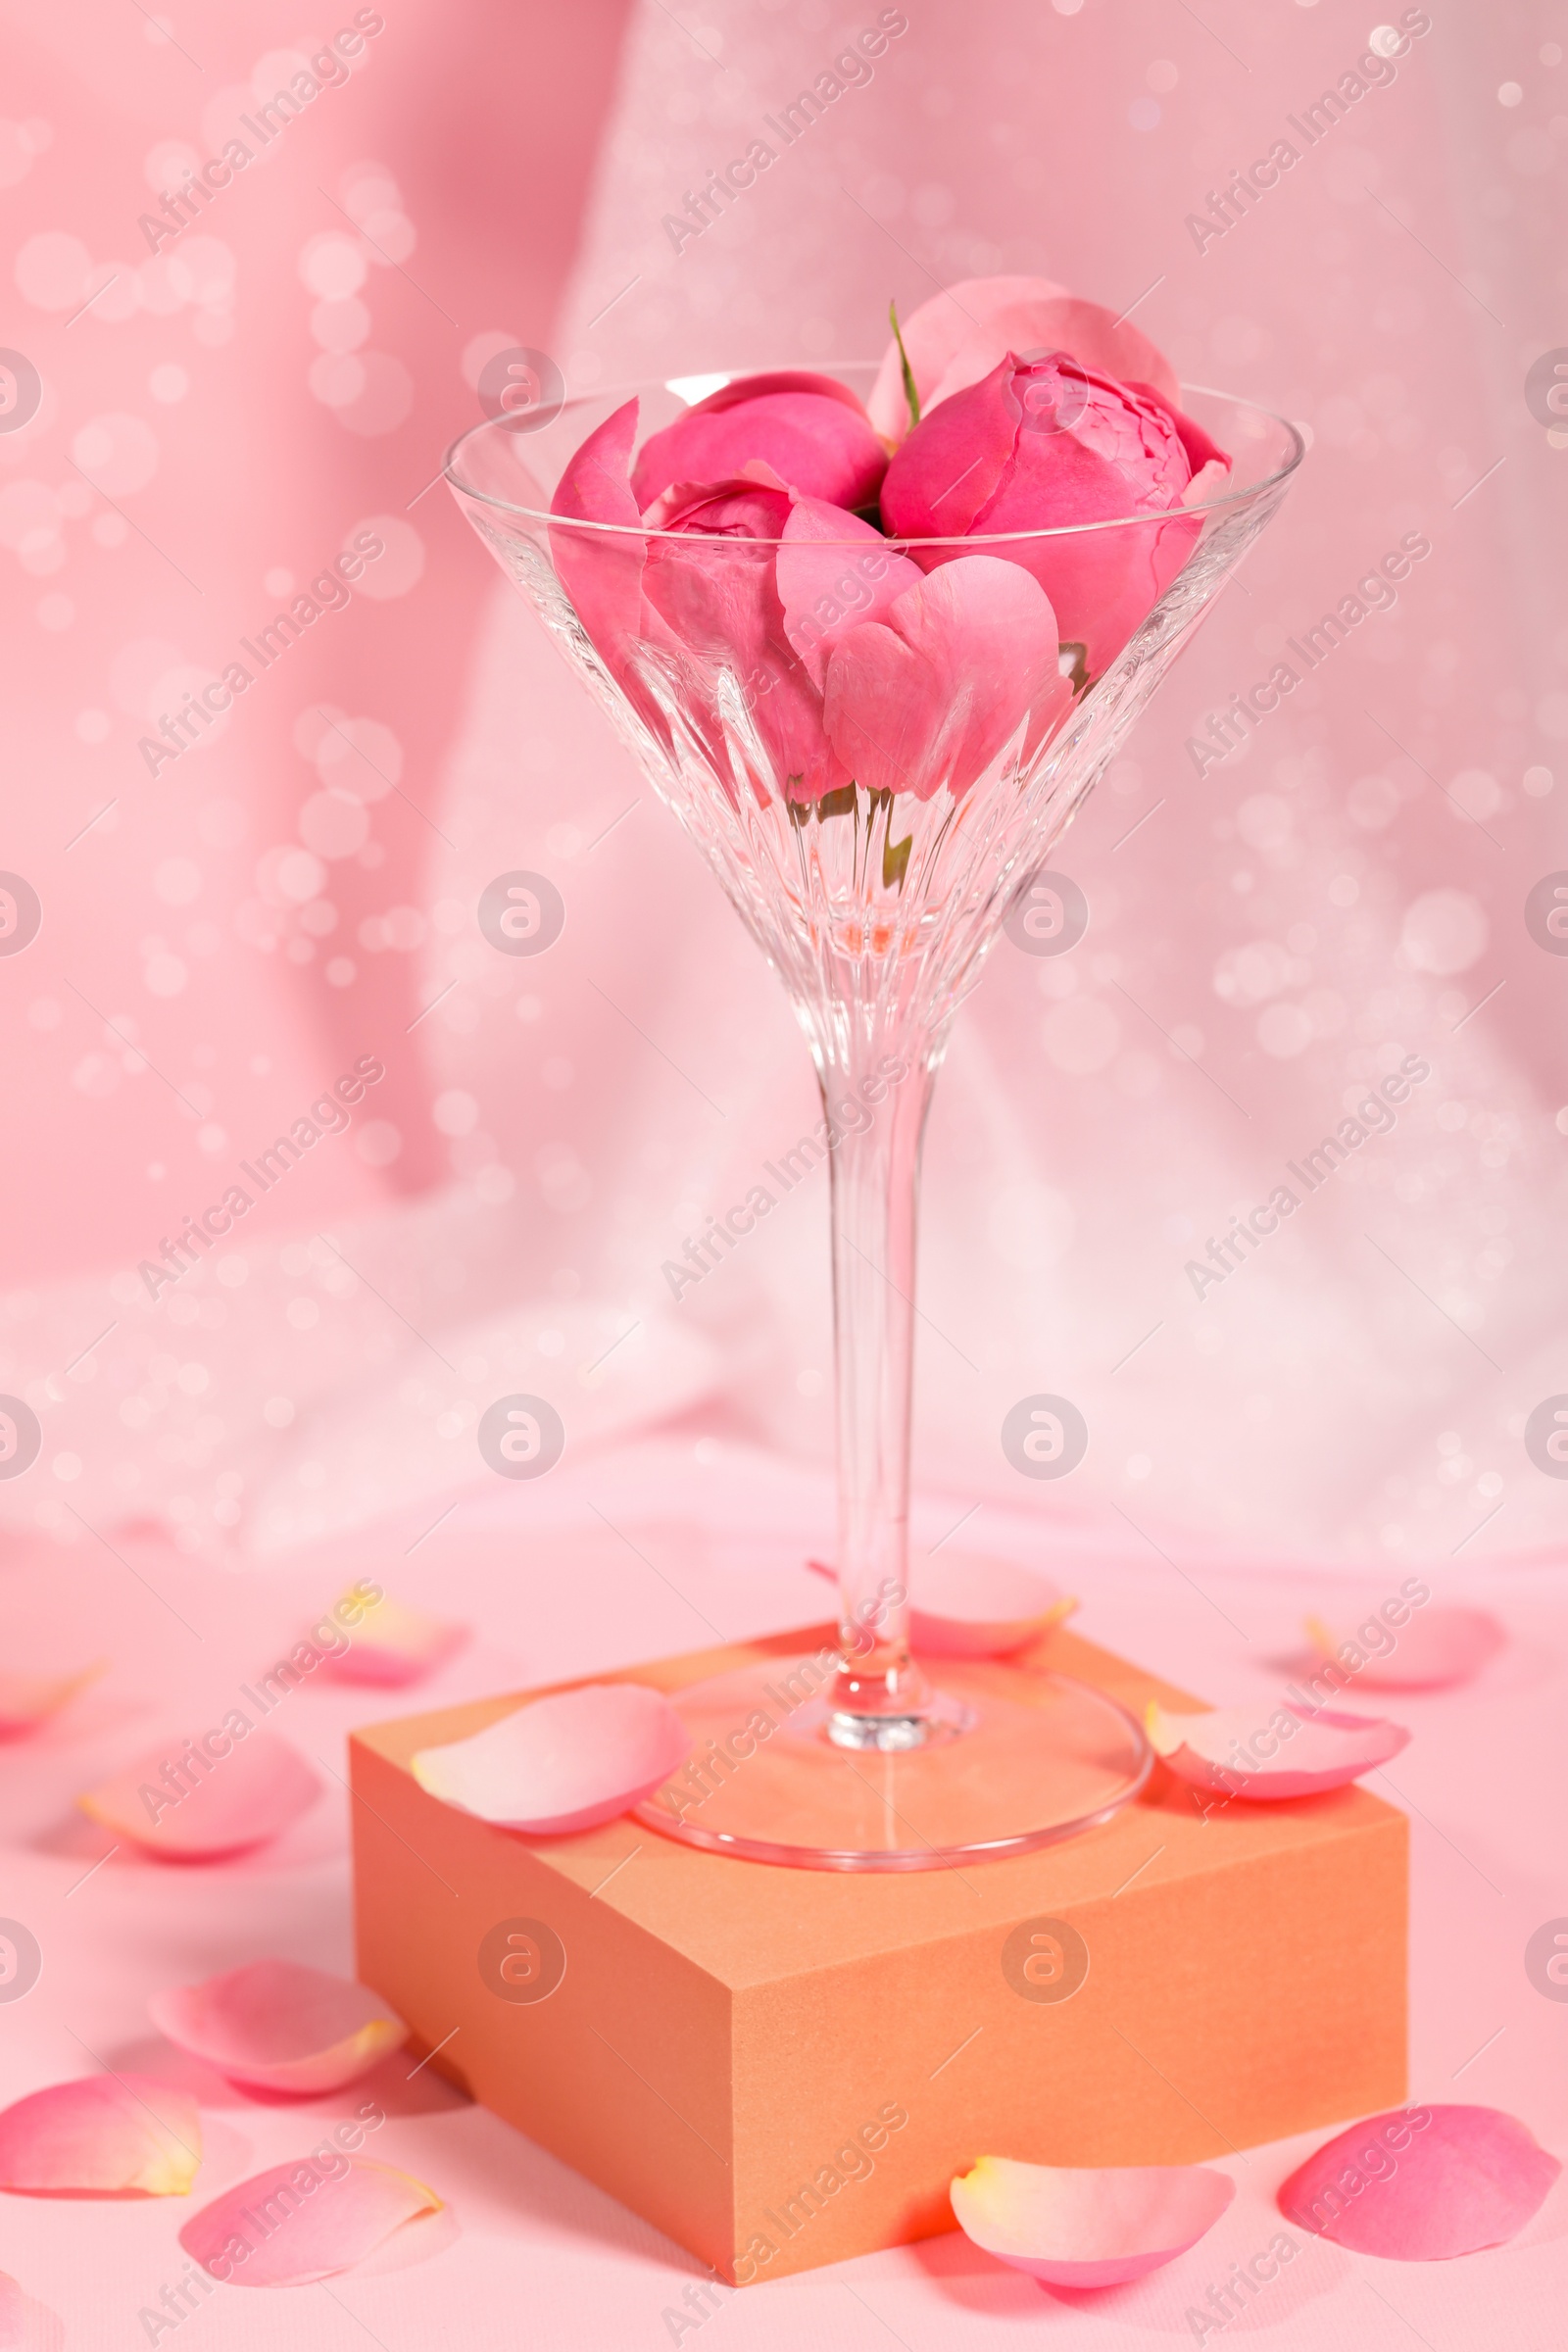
[2,0,1562,1578]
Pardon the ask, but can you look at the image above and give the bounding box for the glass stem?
[819,1035,938,1741]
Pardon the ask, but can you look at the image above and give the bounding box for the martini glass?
[446,368,1301,1869]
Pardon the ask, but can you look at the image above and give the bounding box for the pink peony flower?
[880,351,1229,677]
[641,467,856,804]
[630,370,887,512]
[550,397,1070,808]
[537,274,1238,800]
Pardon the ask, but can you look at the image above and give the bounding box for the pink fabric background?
[1,0,1565,2342]
[0,0,1564,1570]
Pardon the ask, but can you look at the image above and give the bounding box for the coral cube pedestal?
[350,1622,1406,2283]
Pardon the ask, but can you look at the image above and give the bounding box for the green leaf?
[817,784,858,822]
[888,299,920,432]
[882,829,912,891]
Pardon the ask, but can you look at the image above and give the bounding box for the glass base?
[633,1653,1152,1872]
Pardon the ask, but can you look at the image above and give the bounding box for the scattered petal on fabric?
[952,2154,1235,2287]
[0,2075,201,2196]
[1304,1607,1505,1690]
[149,1960,407,2096]
[412,1682,689,1834]
[1278,2105,1560,2259]
[79,1727,321,1859]
[912,1552,1077,1657]
[180,2156,441,2286]
[1147,1699,1409,1799]
[324,1595,466,1689]
[808,1552,1075,1656]
[0,1666,100,1738]
[0,2268,51,2351]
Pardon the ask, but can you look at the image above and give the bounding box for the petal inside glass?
[446,367,1302,1869]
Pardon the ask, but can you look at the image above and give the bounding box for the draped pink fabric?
[10,0,1556,1573]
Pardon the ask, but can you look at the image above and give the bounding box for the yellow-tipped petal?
[0,2077,202,2196]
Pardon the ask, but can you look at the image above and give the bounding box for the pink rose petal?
[805,1553,1076,1657]
[412,1682,690,1834]
[869,275,1180,445]
[550,395,643,545]
[1148,1699,1408,1799]
[923,300,1184,424]
[823,555,1065,802]
[323,1593,466,1689]
[548,398,662,705]
[0,1665,100,1738]
[1182,455,1233,507]
[631,373,886,511]
[878,356,1020,537]
[870,274,1073,441]
[1125,377,1231,482]
[149,1960,408,2096]
[1278,2105,1560,2259]
[668,369,874,420]
[775,498,922,690]
[639,475,794,687]
[0,2269,53,2352]
[180,2156,441,2286]
[952,2154,1235,2287]
[1304,1606,1505,1690]
[912,1552,1077,1658]
[79,1727,321,1860]
[0,2075,201,2196]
